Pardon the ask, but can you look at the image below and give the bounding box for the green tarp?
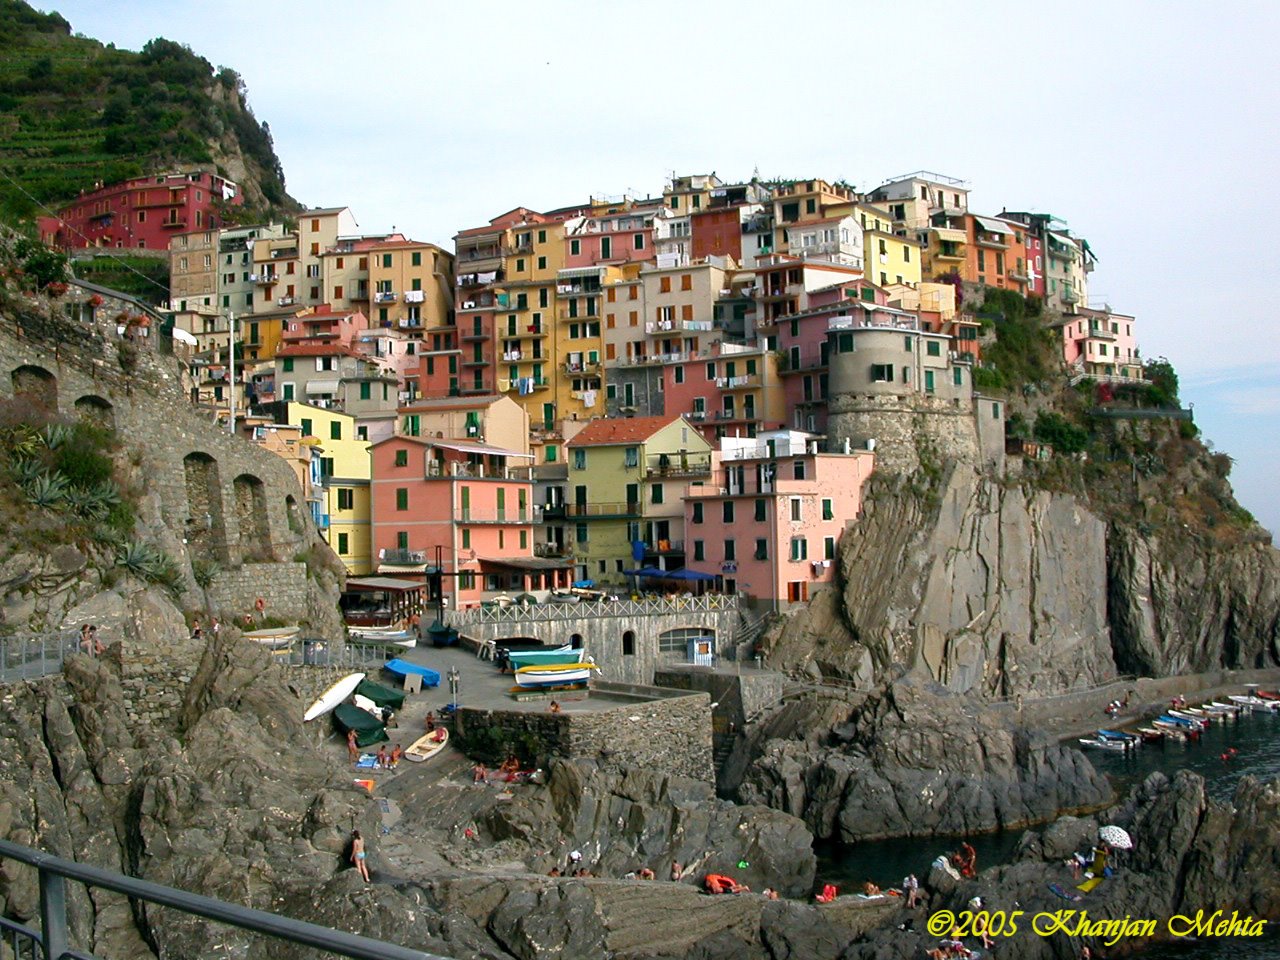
[355,678,405,711]
[333,702,388,748]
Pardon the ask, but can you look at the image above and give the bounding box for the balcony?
[270,247,300,260]
[461,327,490,342]
[540,503,566,519]
[404,290,425,304]
[457,510,532,524]
[564,360,600,375]
[461,356,491,367]
[1062,288,1081,304]
[502,377,549,393]
[253,273,278,285]
[644,539,684,554]
[555,283,602,297]
[160,218,188,230]
[349,286,369,300]
[1084,324,1115,340]
[566,501,641,518]
[381,548,427,564]
[425,461,520,479]
[457,269,504,288]
[1047,243,1075,262]
[534,541,568,557]
[277,296,297,306]
[645,454,711,478]
[460,382,495,395]
[715,373,759,390]
[932,245,965,262]
[520,325,548,338]
[715,409,757,422]
[374,291,397,304]
[975,232,1009,249]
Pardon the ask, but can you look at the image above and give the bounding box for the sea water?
[816,709,1280,958]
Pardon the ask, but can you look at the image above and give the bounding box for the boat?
[514,661,599,688]
[1167,710,1209,728]
[1097,729,1141,744]
[405,727,449,762]
[333,702,388,748]
[382,658,441,687]
[1159,713,1203,729]
[304,672,365,722]
[1228,695,1279,712]
[242,626,301,649]
[1255,690,1280,701]
[1079,737,1129,752]
[1151,721,1188,741]
[355,678,405,713]
[1137,727,1166,742]
[506,646,585,669]
[349,631,417,649]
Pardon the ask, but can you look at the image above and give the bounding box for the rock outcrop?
[738,679,1112,842]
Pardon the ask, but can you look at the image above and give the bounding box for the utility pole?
[227,310,237,434]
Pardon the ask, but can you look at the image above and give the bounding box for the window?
[300,418,313,437]
[954,367,963,386]
[660,276,671,293]
[396,531,408,550]
[282,383,294,400]
[870,364,893,382]
[282,358,294,373]
[822,498,833,520]
[545,444,558,463]
[337,488,355,510]
[537,256,546,270]
[722,501,734,523]
[754,539,768,560]
[693,540,705,561]
[395,488,409,511]
[633,233,644,250]
[411,251,421,266]
[651,483,664,504]
[573,449,586,470]
[706,363,716,381]
[904,245,911,263]
[925,370,935,393]
[926,340,941,357]
[336,532,349,555]
[600,237,611,259]
[824,536,836,560]
[904,336,913,352]
[793,460,806,480]
[674,366,684,384]
[570,239,580,256]
[754,499,766,522]
[461,528,470,549]
[681,274,692,291]
[575,523,588,544]
[790,498,802,522]
[790,537,808,561]
[330,421,342,440]
[690,501,704,525]
[624,446,639,468]
[382,254,392,268]
[724,539,736,561]
[395,448,408,467]
[992,402,1002,420]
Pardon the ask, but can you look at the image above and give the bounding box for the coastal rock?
[738,678,1111,841]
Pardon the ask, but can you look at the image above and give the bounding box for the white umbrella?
[1099,825,1133,850]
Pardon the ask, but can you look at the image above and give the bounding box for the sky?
[37,1,1280,535]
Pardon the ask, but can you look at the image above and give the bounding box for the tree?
[1144,357,1180,406]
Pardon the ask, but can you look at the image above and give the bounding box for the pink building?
[562,208,657,269]
[370,435,570,607]
[682,431,874,609]
[355,329,425,397]
[1059,307,1143,382]
[660,344,786,442]
[281,305,369,349]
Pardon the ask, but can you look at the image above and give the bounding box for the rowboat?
[304,672,365,722]
[382,659,441,687]
[506,646,585,669]
[1151,721,1188,741]
[1228,695,1279,712]
[349,631,417,649]
[514,660,599,688]
[1098,729,1141,745]
[1079,737,1129,752]
[242,626,301,649]
[405,727,449,762]
[1137,727,1166,742]
[1167,710,1209,728]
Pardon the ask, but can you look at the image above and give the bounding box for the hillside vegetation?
[0,0,293,223]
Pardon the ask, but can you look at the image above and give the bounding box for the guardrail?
[0,838,443,960]
[448,593,740,626]
[0,631,79,683]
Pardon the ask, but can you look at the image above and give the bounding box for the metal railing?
[275,640,397,669]
[448,593,739,626]
[0,838,442,960]
[0,631,79,683]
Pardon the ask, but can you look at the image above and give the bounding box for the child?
[389,744,403,769]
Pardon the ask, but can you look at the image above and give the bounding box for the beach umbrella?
[1098,825,1133,849]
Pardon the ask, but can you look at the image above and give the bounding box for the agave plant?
[114,540,179,585]
[92,479,122,509]
[40,424,72,450]
[23,472,69,507]
[10,457,44,486]
[3,426,42,461]
[65,487,109,520]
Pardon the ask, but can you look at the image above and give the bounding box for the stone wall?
[456,686,713,781]
[826,392,988,474]
[206,562,312,623]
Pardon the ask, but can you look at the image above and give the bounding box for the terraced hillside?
[0,0,293,223]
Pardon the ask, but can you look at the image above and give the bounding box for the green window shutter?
[330,421,341,440]
[396,488,409,510]
[283,358,294,372]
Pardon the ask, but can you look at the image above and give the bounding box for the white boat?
[242,626,301,649]
[349,630,417,648]
[514,660,599,688]
[1228,695,1280,712]
[405,727,449,762]
[1078,737,1128,752]
[303,672,365,722]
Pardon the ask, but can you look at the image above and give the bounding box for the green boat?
[333,702,388,748]
[355,678,405,712]
[506,646,585,670]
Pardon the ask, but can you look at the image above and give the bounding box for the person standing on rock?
[903,873,919,907]
[350,830,370,882]
[347,729,359,763]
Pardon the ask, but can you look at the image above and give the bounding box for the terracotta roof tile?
[566,414,682,447]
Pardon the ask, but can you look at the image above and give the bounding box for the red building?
[690,208,743,262]
[39,170,241,251]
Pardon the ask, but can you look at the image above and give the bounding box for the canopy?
[624,567,667,578]
[355,679,405,712]
[305,379,340,395]
[973,215,1013,236]
[663,568,717,581]
[333,702,387,748]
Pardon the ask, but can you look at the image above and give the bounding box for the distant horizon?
[30,0,1280,538]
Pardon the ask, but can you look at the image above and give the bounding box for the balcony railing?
[0,838,440,960]
[374,291,397,304]
[458,510,532,524]
[534,541,567,557]
[645,454,712,478]
[565,502,641,518]
[541,503,566,518]
[564,360,600,374]
[380,548,428,564]
[447,592,739,625]
[253,273,277,285]
[1062,288,1081,304]
[715,373,758,390]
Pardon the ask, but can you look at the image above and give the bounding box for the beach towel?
[1049,882,1083,902]
[355,754,378,769]
[1077,876,1104,893]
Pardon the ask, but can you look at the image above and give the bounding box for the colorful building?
[41,169,241,251]
[565,414,713,585]
[1058,307,1143,383]
[364,236,454,333]
[286,402,372,574]
[683,430,874,608]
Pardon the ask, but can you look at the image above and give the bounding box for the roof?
[567,414,682,447]
[399,395,505,412]
[275,344,363,359]
[370,435,531,458]
[301,206,350,217]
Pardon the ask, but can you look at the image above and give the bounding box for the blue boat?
[1159,713,1197,728]
[382,659,440,687]
[1098,729,1140,742]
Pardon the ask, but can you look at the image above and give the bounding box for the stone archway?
[284,494,303,535]
[12,365,57,411]
[74,395,114,430]
[183,452,228,561]
[233,473,271,560]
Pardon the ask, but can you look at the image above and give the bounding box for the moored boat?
[1228,694,1279,712]
[514,660,599,688]
[1137,727,1165,742]
[506,646,585,669]
[1079,737,1128,751]
[242,626,301,649]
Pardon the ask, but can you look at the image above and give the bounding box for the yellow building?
[493,218,566,424]
[864,228,922,289]
[286,401,372,574]
[366,237,454,334]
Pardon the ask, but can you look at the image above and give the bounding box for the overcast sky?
[40,1,1280,534]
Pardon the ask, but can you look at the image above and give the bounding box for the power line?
[0,164,173,297]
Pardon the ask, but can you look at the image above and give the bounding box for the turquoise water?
[817,709,1280,958]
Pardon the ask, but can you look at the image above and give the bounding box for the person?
[472,762,487,783]
[972,908,994,949]
[763,887,779,900]
[375,745,389,769]
[637,867,655,880]
[211,618,221,639]
[190,620,203,641]
[350,830,370,882]
[80,623,92,652]
[1080,948,1092,960]
[254,596,266,624]
[549,700,561,714]
[953,841,977,878]
[548,866,561,877]
[424,711,436,732]
[389,744,403,769]
[670,861,682,881]
[347,729,359,763]
[863,881,881,896]
[499,755,520,781]
[815,883,838,903]
[904,873,920,908]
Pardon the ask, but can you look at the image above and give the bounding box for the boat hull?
[507,647,584,669]
[514,665,595,687]
[405,728,449,762]
[304,672,365,722]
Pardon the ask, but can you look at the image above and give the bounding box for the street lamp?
[448,666,460,713]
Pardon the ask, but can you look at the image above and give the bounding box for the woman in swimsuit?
[351,830,370,882]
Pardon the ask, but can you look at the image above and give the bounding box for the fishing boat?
[1079,737,1129,752]
[349,630,417,648]
[506,646,585,670]
[242,626,301,649]
[1097,729,1142,745]
[1167,710,1209,728]
[514,660,599,688]
[1137,727,1166,743]
[1151,721,1188,741]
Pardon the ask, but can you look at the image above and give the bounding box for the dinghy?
[243,626,301,649]
[304,672,365,722]
[514,660,599,688]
